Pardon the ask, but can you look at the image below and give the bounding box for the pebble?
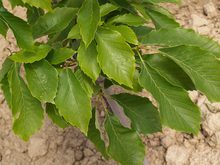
[74,150,84,161]
[191,14,209,27]
[28,137,48,158]
[203,2,218,17]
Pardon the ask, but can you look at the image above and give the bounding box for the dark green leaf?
[0,58,13,82]
[46,103,69,128]
[139,60,201,134]
[105,114,145,165]
[47,48,75,65]
[33,7,77,38]
[112,93,162,134]
[143,54,195,90]
[88,109,108,158]
[0,18,8,37]
[161,46,220,102]
[141,28,220,57]
[0,9,34,48]
[0,76,12,108]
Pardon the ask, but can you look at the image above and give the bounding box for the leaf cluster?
[1,0,220,164]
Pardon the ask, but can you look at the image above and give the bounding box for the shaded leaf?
[105,114,145,165]
[112,93,162,134]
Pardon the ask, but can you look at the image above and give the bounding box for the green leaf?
[100,3,118,17]
[108,25,138,45]
[8,0,24,8]
[141,28,220,58]
[87,109,108,158]
[21,0,51,10]
[96,27,135,88]
[139,60,201,134]
[8,64,44,141]
[132,26,153,41]
[0,9,34,48]
[10,44,51,63]
[108,13,145,26]
[78,41,101,82]
[75,69,95,97]
[78,0,100,47]
[161,46,220,102]
[67,24,81,39]
[105,114,145,165]
[0,18,8,37]
[112,93,161,134]
[0,58,13,82]
[33,7,77,38]
[25,60,58,103]
[46,103,69,128]
[27,6,44,24]
[143,54,195,90]
[0,76,12,108]
[47,48,75,65]
[55,69,92,134]
[145,7,179,29]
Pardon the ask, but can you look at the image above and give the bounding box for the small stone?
[83,148,94,157]
[191,14,208,27]
[166,145,191,165]
[203,2,217,17]
[161,136,175,148]
[28,137,48,158]
[74,150,84,161]
[204,113,220,135]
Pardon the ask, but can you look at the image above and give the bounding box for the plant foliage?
[1,0,220,164]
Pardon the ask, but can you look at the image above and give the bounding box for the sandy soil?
[1,0,220,165]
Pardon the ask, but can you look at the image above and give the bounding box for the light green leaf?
[78,0,100,47]
[161,46,220,102]
[22,0,51,10]
[8,64,44,141]
[0,9,34,48]
[67,24,81,39]
[10,44,51,63]
[139,60,201,134]
[0,58,13,82]
[141,28,220,58]
[47,48,75,65]
[96,27,135,88]
[75,69,95,97]
[25,60,58,103]
[108,25,138,45]
[46,103,69,128]
[33,7,77,38]
[55,69,92,134]
[87,109,108,158]
[105,114,145,165]
[108,13,145,26]
[78,41,101,82]
[112,93,161,134]
[100,3,118,17]
[143,54,195,90]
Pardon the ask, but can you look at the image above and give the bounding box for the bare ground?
[1,0,220,165]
